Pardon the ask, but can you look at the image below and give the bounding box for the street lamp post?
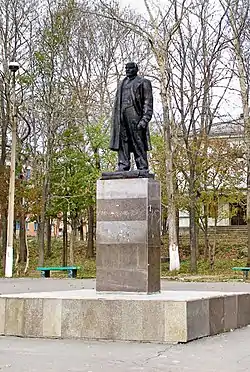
[5,61,19,278]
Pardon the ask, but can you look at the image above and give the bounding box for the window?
[26,168,31,180]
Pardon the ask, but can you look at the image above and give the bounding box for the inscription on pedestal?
[96,178,161,293]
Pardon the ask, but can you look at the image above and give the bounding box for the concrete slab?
[1,289,249,343]
[0,289,241,299]
[3,278,250,295]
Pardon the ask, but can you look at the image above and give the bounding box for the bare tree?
[169,0,233,271]
[220,0,250,265]
[96,0,189,270]
[31,0,76,265]
[0,0,37,269]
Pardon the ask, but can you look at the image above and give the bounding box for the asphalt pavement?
[1,278,250,371]
[1,277,250,294]
[1,328,250,372]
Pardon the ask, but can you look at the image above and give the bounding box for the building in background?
[179,117,246,228]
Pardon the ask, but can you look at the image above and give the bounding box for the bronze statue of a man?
[110,62,153,171]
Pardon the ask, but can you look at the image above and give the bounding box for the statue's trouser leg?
[133,138,148,170]
[118,137,130,171]
[122,107,148,170]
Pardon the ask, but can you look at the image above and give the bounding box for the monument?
[96,62,161,293]
[0,63,247,345]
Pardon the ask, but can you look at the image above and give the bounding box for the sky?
[118,0,243,120]
[119,0,146,11]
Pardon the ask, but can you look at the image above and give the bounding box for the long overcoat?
[109,75,153,151]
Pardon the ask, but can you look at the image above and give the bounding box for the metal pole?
[5,66,18,277]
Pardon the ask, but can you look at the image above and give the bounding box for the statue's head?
[125,62,138,78]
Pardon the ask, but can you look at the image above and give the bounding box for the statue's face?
[125,63,138,78]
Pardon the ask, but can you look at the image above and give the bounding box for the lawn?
[0,231,248,282]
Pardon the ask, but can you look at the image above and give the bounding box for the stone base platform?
[1,289,250,343]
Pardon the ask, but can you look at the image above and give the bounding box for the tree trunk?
[176,207,180,249]
[38,176,49,266]
[38,219,45,266]
[196,224,200,260]
[0,75,9,272]
[247,165,250,266]
[203,204,209,260]
[69,217,77,265]
[63,212,68,266]
[46,218,52,258]
[69,230,74,265]
[0,216,2,262]
[227,4,250,267]
[165,151,180,271]
[87,205,94,258]
[24,231,29,274]
[162,85,180,271]
[189,199,197,272]
[189,168,197,273]
[210,217,218,270]
[162,214,168,236]
[0,76,8,167]
[80,218,85,241]
[36,216,40,244]
[14,217,17,239]
[19,212,27,263]
[1,212,7,270]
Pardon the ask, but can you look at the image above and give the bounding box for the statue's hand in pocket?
[137,120,147,130]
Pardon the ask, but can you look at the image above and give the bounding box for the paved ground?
[1,277,250,294]
[1,278,250,371]
[1,328,250,372]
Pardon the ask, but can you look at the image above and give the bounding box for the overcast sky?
[119,0,145,11]
[119,0,170,13]
[118,0,242,119]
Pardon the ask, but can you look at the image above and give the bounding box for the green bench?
[232,267,250,280]
[36,266,80,278]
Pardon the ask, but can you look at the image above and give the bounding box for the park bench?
[36,266,80,278]
[232,267,250,280]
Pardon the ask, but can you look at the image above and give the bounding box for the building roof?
[209,118,244,138]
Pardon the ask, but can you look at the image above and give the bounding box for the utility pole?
[5,61,19,278]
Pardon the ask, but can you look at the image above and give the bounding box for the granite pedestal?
[2,176,248,344]
[1,289,249,343]
[96,177,161,293]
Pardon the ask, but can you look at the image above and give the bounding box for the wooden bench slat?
[232,267,250,281]
[232,267,250,271]
[36,267,80,271]
[36,266,80,278]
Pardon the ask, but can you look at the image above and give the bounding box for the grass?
[0,230,249,282]
[161,258,247,281]
[1,238,96,279]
